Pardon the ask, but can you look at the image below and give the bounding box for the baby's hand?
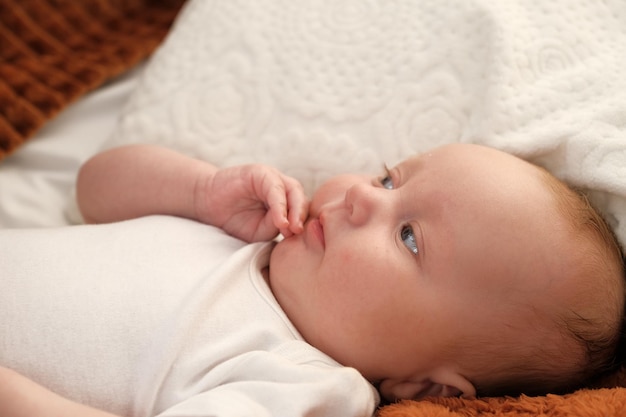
[196,164,309,242]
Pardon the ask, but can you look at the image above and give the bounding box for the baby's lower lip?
[308,218,325,248]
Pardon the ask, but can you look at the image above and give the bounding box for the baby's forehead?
[409,144,523,164]
[415,145,546,184]
[397,145,477,170]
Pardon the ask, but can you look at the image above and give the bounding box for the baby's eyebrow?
[401,153,427,173]
[392,162,407,184]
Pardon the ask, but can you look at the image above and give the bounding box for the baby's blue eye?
[401,225,418,255]
[380,165,394,189]
[380,175,394,189]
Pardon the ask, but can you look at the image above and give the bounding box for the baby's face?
[269,143,574,395]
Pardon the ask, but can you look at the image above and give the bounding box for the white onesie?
[0,215,378,417]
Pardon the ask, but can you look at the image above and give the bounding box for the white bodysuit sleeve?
[155,350,378,417]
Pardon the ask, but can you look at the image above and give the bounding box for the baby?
[0,143,623,417]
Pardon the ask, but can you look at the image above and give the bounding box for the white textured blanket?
[106,0,626,246]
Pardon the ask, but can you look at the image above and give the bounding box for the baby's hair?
[471,168,626,397]
[540,170,626,384]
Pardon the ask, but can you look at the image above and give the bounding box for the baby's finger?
[254,168,307,236]
[257,210,281,241]
[279,227,294,239]
[262,181,290,232]
[284,178,309,235]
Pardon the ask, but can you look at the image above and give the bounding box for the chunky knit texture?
[0,0,185,160]
[378,388,626,417]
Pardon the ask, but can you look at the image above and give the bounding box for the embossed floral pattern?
[108,0,626,244]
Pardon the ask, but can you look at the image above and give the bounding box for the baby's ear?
[379,368,476,401]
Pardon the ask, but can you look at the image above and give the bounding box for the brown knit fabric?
[0,0,185,160]
[377,388,626,417]
[377,344,626,415]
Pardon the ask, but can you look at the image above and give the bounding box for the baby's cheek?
[334,249,378,288]
[335,245,362,267]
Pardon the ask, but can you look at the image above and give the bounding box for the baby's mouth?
[307,216,325,248]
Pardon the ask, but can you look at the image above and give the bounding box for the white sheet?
[0,65,144,228]
[104,0,626,246]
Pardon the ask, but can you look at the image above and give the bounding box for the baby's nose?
[344,183,385,225]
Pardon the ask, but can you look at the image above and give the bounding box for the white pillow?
[105,0,626,246]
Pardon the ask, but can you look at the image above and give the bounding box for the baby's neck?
[261,266,270,284]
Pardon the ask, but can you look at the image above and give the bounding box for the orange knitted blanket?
[0,0,185,160]
[379,367,626,416]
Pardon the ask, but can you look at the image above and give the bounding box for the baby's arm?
[0,366,119,417]
[77,144,214,225]
[77,144,308,242]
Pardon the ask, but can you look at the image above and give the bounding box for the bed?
[2,0,626,416]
